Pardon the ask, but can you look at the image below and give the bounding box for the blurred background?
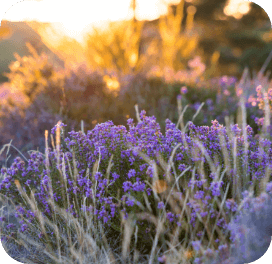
[0,0,271,168]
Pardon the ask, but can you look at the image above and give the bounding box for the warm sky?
[1,0,252,44]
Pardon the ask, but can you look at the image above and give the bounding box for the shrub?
[3,42,63,110]
[0,109,272,263]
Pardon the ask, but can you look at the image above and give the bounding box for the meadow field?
[1,79,272,263]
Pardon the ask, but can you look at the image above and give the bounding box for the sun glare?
[2,0,181,44]
[224,0,251,19]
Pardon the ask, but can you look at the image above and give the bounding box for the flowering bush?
[1,110,272,262]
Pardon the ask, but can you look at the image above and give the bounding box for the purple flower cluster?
[219,76,237,87]
[1,110,272,255]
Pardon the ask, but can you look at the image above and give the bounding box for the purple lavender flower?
[180,86,188,94]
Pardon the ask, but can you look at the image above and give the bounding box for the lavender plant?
[0,98,272,263]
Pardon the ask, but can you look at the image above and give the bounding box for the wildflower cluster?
[0,111,272,259]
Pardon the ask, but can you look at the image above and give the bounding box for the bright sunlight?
[3,0,181,44]
[224,0,251,19]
